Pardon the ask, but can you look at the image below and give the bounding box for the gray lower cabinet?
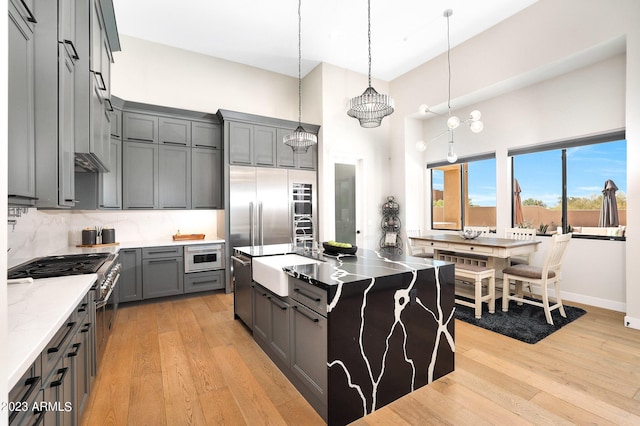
[142,246,184,299]
[252,283,292,368]
[192,147,222,209]
[184,270,225,294]
[8,355,42,425]
[8,0,37,207]
[119,248,143,303]
[123,141,159,209]
[159,145,191,209]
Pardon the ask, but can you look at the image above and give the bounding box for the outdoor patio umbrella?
[598,179,619,227]
[514,178,524,225]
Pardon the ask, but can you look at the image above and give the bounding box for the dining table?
[409,233,541,278]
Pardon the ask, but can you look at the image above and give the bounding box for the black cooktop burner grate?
[8,253,110,279]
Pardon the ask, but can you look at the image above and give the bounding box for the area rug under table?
[454,297,587,344]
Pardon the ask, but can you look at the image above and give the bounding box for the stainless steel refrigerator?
[230,165,317,328]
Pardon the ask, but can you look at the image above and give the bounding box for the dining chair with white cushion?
[501,233,572,325]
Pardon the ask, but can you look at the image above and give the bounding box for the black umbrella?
[598,179,619,227]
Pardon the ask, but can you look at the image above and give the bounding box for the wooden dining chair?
[501,233,572,325]
[504,227,537,265]
[405,229,433,258]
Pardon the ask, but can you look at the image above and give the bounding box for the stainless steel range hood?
[75,152,109,173]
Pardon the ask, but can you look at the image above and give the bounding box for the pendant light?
[347,0,394,128]
[417,9,484,162]
[283,0,318,153]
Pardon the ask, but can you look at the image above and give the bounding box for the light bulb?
[415,140,427,151]
[447,116,460,129]
[447,151,458,163]
[469,110,481,121]
[418,104,429,114]
[469,120,484,133]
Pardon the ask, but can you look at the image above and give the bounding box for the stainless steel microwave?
[184,243,224,273]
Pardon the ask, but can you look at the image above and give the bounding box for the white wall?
[390,0,640,319]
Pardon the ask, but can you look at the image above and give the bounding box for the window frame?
[509,130,626,241]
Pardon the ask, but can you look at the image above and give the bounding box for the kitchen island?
[235,246,455,426]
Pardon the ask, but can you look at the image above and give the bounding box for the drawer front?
[9,356,42,425]
[288,276,327,316]
[184,270,224,293]
[41,317,76,379]
[429,241,451,250]
[142,245,183,259]
[452,243,494,254]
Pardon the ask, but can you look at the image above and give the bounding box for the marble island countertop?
[7,274,97,389]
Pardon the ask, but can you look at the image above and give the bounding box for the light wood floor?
[81,292,640,425]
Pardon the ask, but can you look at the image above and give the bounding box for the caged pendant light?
[347,0,394,128]
[416,9,484,162]
[283,0,318,153]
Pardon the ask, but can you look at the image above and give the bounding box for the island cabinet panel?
[252,283,292,368]
[271,249,455,426]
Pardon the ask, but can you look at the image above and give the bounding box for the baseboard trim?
[519,285,626,313]
[624,316,640,330]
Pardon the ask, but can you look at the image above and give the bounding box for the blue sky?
[433,140,627,208]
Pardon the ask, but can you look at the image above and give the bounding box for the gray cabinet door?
[252,285,271,344]
[159,145,191,209]
[59,43,76,207]
[229,121,253,165]
[99,138,122,209]
[296,144,317,170]
[123,141,159,209]
[276,128,296,169]
[8,1,36,206]
[123,112,159,144]
[160,117,191,146]
[269,295,291,367]
[290,300,327,404]
[110,108,122,139]
[192,122,221,149]
[142,256,184,299]
[254,125,277,166]
[192,147,222,209]
[119,248,142,303]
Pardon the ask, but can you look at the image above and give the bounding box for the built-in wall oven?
[184,243,225,273]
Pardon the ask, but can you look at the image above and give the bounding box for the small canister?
[82,229,97,245]
[101,228,116,244]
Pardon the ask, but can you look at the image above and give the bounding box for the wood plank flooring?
[81,292,640,425]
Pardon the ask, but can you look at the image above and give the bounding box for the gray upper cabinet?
[159,117,191,146]
[254,125,277,166]
[192,122,221,149]
[99,138,122,209]
[276,128,317,170]
[123,141,159,209]
[229,121,253,165]
[159,145,191,209]
[123,112,159,144]
[110,107,122,139]
[8,0,37,206]
[34,0,78,208]
[192,147,222,209]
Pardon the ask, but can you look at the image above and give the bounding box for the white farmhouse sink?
[252,254,322,297]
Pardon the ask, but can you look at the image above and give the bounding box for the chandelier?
[416,9,484,162]
[283,0,318,153]
[347,0,394,128]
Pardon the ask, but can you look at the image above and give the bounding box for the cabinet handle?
[293,288,321,302]
[92,70,107,90]
[63,40,79,60]
[19,0,37,23]
[47,322,75,354]
[81,323,91,333]
[126,137,154,143]
[231,255,251,266]
[16,376,40,411]
[161,141,188,146]
[292,305,320,322]
[105,98,114,112]
[67,343,81,358]
[147,259,177,264]
[50,367,69,388]
[271,299,288,311]
[33,408,45,425]
[148,249,178,255]
[8,194,39,201]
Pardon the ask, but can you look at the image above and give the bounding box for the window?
[511,133,626,239]
[429,155,496,231]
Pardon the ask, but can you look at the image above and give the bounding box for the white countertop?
[7,274,97,389]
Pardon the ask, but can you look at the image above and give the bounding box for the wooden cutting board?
[172,234,205,241]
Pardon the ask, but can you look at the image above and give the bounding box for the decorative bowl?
[322,242,358,255]
[459,230,482,240]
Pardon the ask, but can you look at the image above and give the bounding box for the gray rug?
[454,297,587,344]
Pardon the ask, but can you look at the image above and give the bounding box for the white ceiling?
[111,0,538,82]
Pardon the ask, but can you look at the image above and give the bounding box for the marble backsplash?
[7,208,222,267]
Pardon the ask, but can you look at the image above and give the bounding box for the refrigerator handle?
[249,202,254,246]
[259,202,264,246]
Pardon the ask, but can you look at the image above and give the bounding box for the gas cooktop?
[8,253,111,280]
